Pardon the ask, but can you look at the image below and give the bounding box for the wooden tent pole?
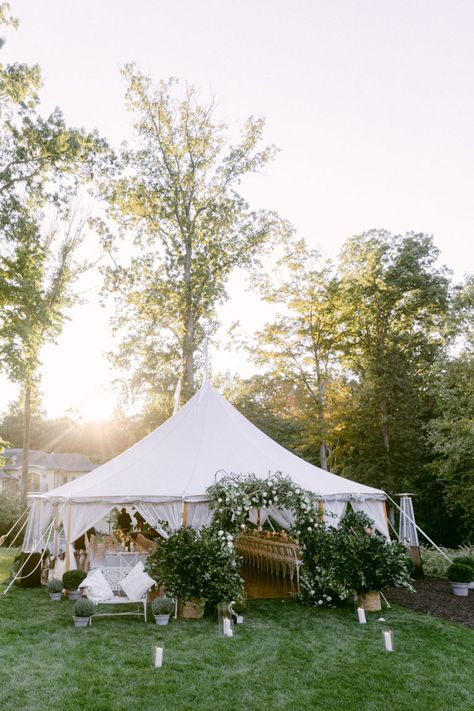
[182,501,187,527]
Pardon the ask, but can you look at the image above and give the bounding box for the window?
[28,473,40,492]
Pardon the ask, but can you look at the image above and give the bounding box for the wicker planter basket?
[180,599,205,619]
[357,591,381,611]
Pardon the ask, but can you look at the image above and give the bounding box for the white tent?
[24,377,389,568]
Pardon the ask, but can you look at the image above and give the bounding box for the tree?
[335,230,451,492]
[100,68,279,404]
[0,209,88,506]
[0,3,106,226]
[0,5,107,506]
[426,349,474,542]
[246,239,342,469]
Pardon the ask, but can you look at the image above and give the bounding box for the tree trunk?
[316,364,328,470]
[381,399,390,452]
[182,306,195,401]
[21,383,32,510]
[182,240,195,402]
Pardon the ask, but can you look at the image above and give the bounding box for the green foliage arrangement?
[146,526,244,609]
[229,595,247,615]
[451,555,474,572]
[62,569,87,590]
[446,562,474,583]
[73,598,94,618]
[46,578,63,594]
[299,511,413,606]
[151,596,175,616]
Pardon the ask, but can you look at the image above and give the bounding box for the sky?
[1,0,473,420]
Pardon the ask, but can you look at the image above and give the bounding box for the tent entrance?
[237,532,301,600]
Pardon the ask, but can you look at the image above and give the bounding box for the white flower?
[318,599,323,605]
[307,526,312,532]
[218,530,224,537]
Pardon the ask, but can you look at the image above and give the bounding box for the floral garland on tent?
[206,471,321,537]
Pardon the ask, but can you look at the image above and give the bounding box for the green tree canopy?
[99,68,280,403]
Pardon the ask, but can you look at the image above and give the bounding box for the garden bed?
[387,577,474,629]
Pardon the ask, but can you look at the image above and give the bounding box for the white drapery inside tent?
[137,501,182,538]
[351,499,389,538]
[323,500,348,528]
[61,502,115,570]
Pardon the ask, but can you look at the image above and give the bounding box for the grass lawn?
[1,549,473,711]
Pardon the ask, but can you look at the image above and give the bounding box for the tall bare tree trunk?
[21,383,31,510]
[182,241,195,402]
[381,399,390,452]
[316,363,328,470]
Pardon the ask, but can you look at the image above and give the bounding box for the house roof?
[3,449,95,473]
[0,469,16,480]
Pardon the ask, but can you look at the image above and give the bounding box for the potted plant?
[452,556,474,589]
[230,596,247,623]
[340,512,413,611]
[146,526,244,619]
[72,598,94,627]
[63,569,87,601]
[151,596,175,625]
[446,562,473,597]
[47,578,63,601]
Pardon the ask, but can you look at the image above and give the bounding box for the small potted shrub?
[151,596,175,625]
[72,598,94,627]
[446,562,473,597]
[63,570,87,601]
[452,556,474,589]
[47,578,63,601]
[230,596,247,623]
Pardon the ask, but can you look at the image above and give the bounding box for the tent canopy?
[24,377,389,561]
[40,376,384,504]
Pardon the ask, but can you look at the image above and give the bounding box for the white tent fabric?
[323,500,348,528]
[26,377,389,565]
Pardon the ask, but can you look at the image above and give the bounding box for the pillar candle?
[383,630,394,652]
[154,646,163,667]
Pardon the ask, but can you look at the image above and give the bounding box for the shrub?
[47,578,63,593]
[446,562,474,583]
[151,596,175,616]
[451,555,474,572]
[230,595,247,615]
[62,569,87,590]
[298,511,413,606]
[73,598,94,617]
[146,526,244,608]
[0,491,22,544]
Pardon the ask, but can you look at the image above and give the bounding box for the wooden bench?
[84,566,150,622]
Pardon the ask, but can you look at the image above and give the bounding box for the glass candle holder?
[217,602,235,637]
